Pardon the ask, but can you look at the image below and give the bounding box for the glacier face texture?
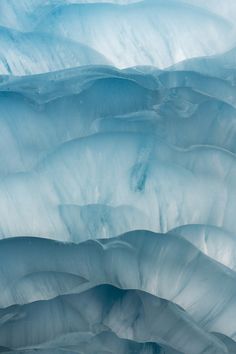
[1,1,236,354]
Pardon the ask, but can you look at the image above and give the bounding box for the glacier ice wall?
[1,0,236,73]
[0,1,236,353]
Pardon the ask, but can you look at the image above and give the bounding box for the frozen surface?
[0,0,236,73]
[0,1,236,353]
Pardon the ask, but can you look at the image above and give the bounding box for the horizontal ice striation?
[0,234,236,353]
[0,0,236,73]
[0,63,236,175]
[0,132,235,238]
[1,1,236,353]
[0,284,227,354]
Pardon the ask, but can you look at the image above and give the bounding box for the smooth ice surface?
[0,1,236,353]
